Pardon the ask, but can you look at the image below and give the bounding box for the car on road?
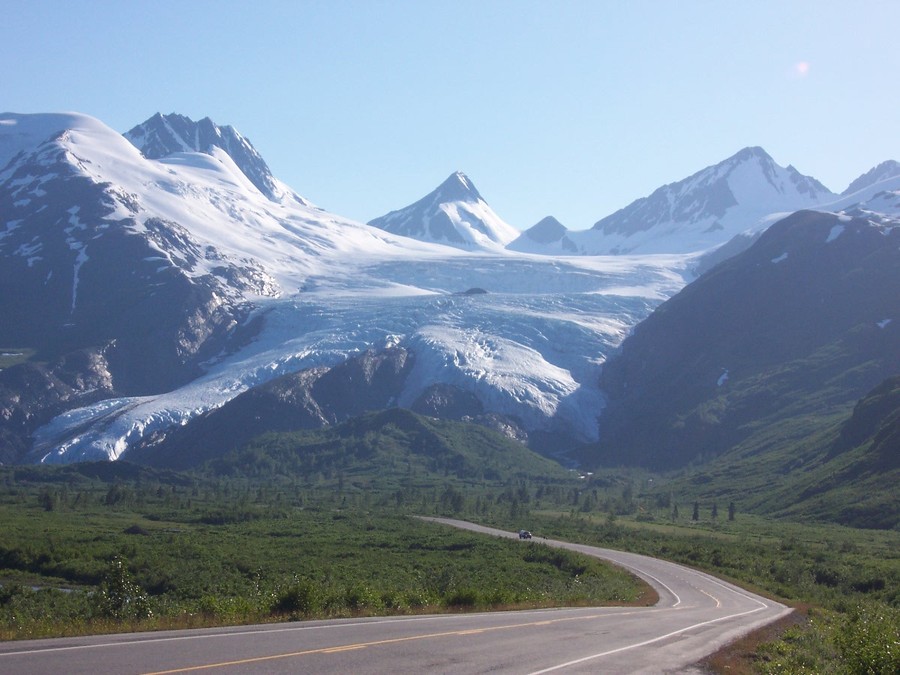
[518,529,532,539]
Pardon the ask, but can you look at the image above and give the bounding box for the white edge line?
[528,603,768,674]
[0,607,635,658]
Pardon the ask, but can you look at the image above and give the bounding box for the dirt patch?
[696,605,810,674]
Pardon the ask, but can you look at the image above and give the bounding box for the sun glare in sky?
[793,61,811,78]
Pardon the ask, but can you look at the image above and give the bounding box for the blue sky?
[4,0,899,230]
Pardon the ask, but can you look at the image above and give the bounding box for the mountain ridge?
[842,159,900,196]
[527,146,835,256]
[2,109,898,474]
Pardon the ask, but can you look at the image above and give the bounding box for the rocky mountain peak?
[584,146,834,254]
[730,145,772,163]
[368,171,519,249]
[124,113,309,205]
[434,171,483,203]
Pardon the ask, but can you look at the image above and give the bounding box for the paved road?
[0,519,791,674]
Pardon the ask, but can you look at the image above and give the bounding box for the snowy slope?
[29,252,691,462]
[15,114,892,465]
[826,172,900,222]
[124,112,313,207]
[368,171,521,250]
[510,147,836,256]
[1,112,455,295]
[7,114,900,462]
[1,112,694,463]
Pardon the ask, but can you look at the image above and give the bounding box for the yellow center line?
[322,644,367,653]
[142,612,611,674]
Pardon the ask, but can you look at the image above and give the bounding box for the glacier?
[2,112,693,463]
[30,252,692,462]
[13,111,895,464]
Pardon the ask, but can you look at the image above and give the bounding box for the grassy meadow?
[0,411,896,673]
[0,462,646,640]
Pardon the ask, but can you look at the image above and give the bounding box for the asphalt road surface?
[0,518,791,674]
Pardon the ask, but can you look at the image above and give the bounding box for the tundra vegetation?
[0,411,896,673]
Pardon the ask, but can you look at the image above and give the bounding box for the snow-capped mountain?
[124,112,312,207]
[830,172,900,225]
[513,147,836,256]
[0,112,691,464]
[5,111,895,467]
[0,112,271,389]
[689,161,900,276]
[585,147,834,254]
[842,160,900,196]
[507,216,578,254]
[368,171,521,250]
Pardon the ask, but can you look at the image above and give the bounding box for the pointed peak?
[368,169,518,249]
[434,171,483,203]
[729,146,774,164]
[525,216,568,240]
[532,215,565,229]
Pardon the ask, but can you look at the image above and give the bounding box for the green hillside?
[652,376,900,530]
[201,407,574,488]
[592,212,899,472]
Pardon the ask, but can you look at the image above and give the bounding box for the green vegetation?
[649,401,899,531]
[0,461,643,640]
[205,408,574,487]
[1,407,896,671]
[0,347,34,370]
[757,601,900,674]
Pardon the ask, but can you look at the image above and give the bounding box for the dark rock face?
[411,383,485,419]
[0,127,262,462]
[0,348,115,464]
[410,383,528,443]
[127,347,533,469]
[127,347,417,468]
[593,211,900,469]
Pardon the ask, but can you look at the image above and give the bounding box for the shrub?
[271,578,321,617]
[444,588,480,607]
[832,602,900,675]
[97,557,152,620]
[343,584,382,612]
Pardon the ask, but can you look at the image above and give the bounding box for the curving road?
[0,518,791,674]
